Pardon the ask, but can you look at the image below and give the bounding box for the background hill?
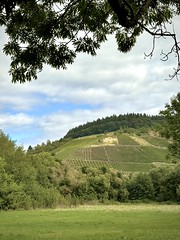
[54,130,173,173]
[30,113,164,154]
[29,113,174,173]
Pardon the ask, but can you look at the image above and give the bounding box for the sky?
[0,17,180,148]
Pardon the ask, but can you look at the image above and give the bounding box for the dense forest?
[0,130,179,210]
[64,113,164,139]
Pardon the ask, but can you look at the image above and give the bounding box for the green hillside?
[55,131,174,173]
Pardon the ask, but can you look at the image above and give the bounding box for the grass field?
[0,204,180,240]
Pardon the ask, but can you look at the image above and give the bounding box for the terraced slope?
[55,132,174,172]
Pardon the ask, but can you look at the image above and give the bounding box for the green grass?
[0,204,180,240]
[55,136,100,160]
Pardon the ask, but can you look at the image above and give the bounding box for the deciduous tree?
[160,92,180,159]
[0,0,179,83]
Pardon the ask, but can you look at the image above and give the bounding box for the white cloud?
[0,113,34,128]
[0,19,180,147]
[37,108,117,142]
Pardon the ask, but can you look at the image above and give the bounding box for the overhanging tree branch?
[0,0,180,82]
[139,22,180,80]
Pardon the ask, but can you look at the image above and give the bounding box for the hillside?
[55,130,174,173]
[30,113,165,154]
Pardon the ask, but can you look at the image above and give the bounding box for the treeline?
[0,131,179,210]
[27,138,67,154]
[0,131,62,210]
[65,113,164,139]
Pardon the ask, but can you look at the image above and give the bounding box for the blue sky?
[0,17,180,148]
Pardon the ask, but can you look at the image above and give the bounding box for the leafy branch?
[0,0,180,82]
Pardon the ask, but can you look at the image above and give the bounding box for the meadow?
[0,204,180,240]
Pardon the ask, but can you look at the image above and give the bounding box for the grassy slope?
[0,205,180,240]
[55,132,175,172]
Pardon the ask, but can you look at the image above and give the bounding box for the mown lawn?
[0,204,180,240]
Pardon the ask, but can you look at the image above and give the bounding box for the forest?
[0,129,179,210]
[65,113,164,139]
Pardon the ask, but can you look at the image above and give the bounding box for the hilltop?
[64,113,164,139]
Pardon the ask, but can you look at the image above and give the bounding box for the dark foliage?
[160,92,180,159]
[65,113,164,139]
[0,0,180,82]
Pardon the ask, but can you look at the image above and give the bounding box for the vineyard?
[117,133,139,145]
[55,132,174,173]
[141,134,170,148]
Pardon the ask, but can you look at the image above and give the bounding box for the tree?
[128,173,155,200]
[160,92,180,159]
[149,166,172,201]
[0,131,18,160]
[0,0,179,83]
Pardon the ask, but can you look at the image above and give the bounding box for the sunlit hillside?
[55,131,174,173]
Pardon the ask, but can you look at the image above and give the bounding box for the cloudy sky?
[0,17,180,148]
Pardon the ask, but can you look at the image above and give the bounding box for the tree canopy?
[64,113,164,139]
[160,92,180,159]
[0,0,180,83]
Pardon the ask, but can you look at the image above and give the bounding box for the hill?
[29,113,174,173]
[54,130,174,173]
[30,113,165,154]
